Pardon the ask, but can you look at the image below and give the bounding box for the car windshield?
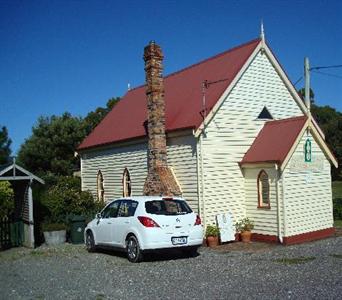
[145,200,192,215]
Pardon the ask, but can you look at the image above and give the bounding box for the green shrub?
[205,225,220,237]
[40,176,103,223]
[333,198,342,220]
[0,181,14,219]
[42,222,67,232]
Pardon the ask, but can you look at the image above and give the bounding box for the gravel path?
[0,236,341,300]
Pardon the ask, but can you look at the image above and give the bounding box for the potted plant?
[42,221,67,246]
[235,217,254,243]
[205,225,220,247]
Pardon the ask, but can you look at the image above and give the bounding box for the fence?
[0,217,24,250]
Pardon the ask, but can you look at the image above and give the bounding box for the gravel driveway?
[0,236,341,300]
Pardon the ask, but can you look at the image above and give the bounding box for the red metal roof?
[78,38,261,150]
[241,116,308,164]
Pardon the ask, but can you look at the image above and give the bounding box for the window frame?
[117,200,138,218]
[97,170,104,202]
[257,170,271,209]
[122,168,132,197]
[101,200,120,218]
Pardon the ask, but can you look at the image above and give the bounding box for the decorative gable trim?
[280,118,338,170]
[194,42,263,137]
[262,44,308,115]
[0,163,45,184]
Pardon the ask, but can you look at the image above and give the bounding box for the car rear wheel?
[85,231,96,253]
[126,235,143,263]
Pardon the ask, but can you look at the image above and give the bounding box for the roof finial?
[260,19,265,42]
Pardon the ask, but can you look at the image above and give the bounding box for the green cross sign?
[304,138,312,162]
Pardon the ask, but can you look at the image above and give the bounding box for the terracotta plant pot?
[206,236,219,247]
[240,231,252,243]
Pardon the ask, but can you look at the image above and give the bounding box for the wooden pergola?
[0,158,44,248]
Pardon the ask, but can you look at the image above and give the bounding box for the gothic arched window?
[97,170,104,202]
[122,168,132,197]
[257,170,270,208]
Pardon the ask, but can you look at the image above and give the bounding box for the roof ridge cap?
[125,38,261,93]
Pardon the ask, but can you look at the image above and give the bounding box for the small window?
[257,106,273,119]
[122,168,132,197]
[145,200,192,215]
[117,200,138,217]
[97,170,104,202]
[101,201,120,218]
[258,170,270,208]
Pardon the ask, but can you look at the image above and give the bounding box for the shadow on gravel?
[95,248,200,262]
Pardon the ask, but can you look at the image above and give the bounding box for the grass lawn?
[334,220,342,228]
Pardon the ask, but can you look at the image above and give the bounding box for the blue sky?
[1,0,341,154]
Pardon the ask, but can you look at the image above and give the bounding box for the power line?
[310,64,342,70]
[293,76,303,86]
[311,69,342,79]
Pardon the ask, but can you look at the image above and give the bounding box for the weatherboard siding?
[283,132,333,237]
[80,134,199,211]
[201,50,303,225]
[244,167,280,236]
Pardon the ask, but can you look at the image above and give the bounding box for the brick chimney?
[143,41,181,196]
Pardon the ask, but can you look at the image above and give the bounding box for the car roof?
[107,196,185,204]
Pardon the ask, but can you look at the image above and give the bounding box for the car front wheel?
[126,235,143,263]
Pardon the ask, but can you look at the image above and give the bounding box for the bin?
[70,215,86,244]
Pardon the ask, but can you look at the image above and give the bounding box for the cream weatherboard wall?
[200,50,303,225]
[283,132,333,237]
[244,167,282,236]
[80,133,199,211]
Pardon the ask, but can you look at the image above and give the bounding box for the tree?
[0,126,12,165]
[17,97,120,177]
[83,97,120,134]
[298,87,341,180]
[298,88,315,104]
[40,176,102,223]
[17,113,87,176]
[311,104,342,180]
[0,181,14,219]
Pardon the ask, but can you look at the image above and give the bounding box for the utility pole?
[304,57,311,112]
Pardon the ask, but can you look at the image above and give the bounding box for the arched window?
[258,170,270,208]
[97,170,104,202]
[122,168,132,197]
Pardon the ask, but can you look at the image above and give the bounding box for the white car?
[84,196,204,262]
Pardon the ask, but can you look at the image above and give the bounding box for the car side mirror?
[96,213,101,219]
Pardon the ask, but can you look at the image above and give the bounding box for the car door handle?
[107,222,112,224]
[124,221,130,224]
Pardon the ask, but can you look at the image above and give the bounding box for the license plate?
[171,237,187,245]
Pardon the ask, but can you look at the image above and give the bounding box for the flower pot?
[206,236,219,247]
[240,230,252,243]
[43,230,66,246]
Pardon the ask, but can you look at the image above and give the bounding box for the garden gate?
[0,216,24,250]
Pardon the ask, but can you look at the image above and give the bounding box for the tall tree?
[0,126,12,165]
[17,113,87,176]
[83,97,120,134]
